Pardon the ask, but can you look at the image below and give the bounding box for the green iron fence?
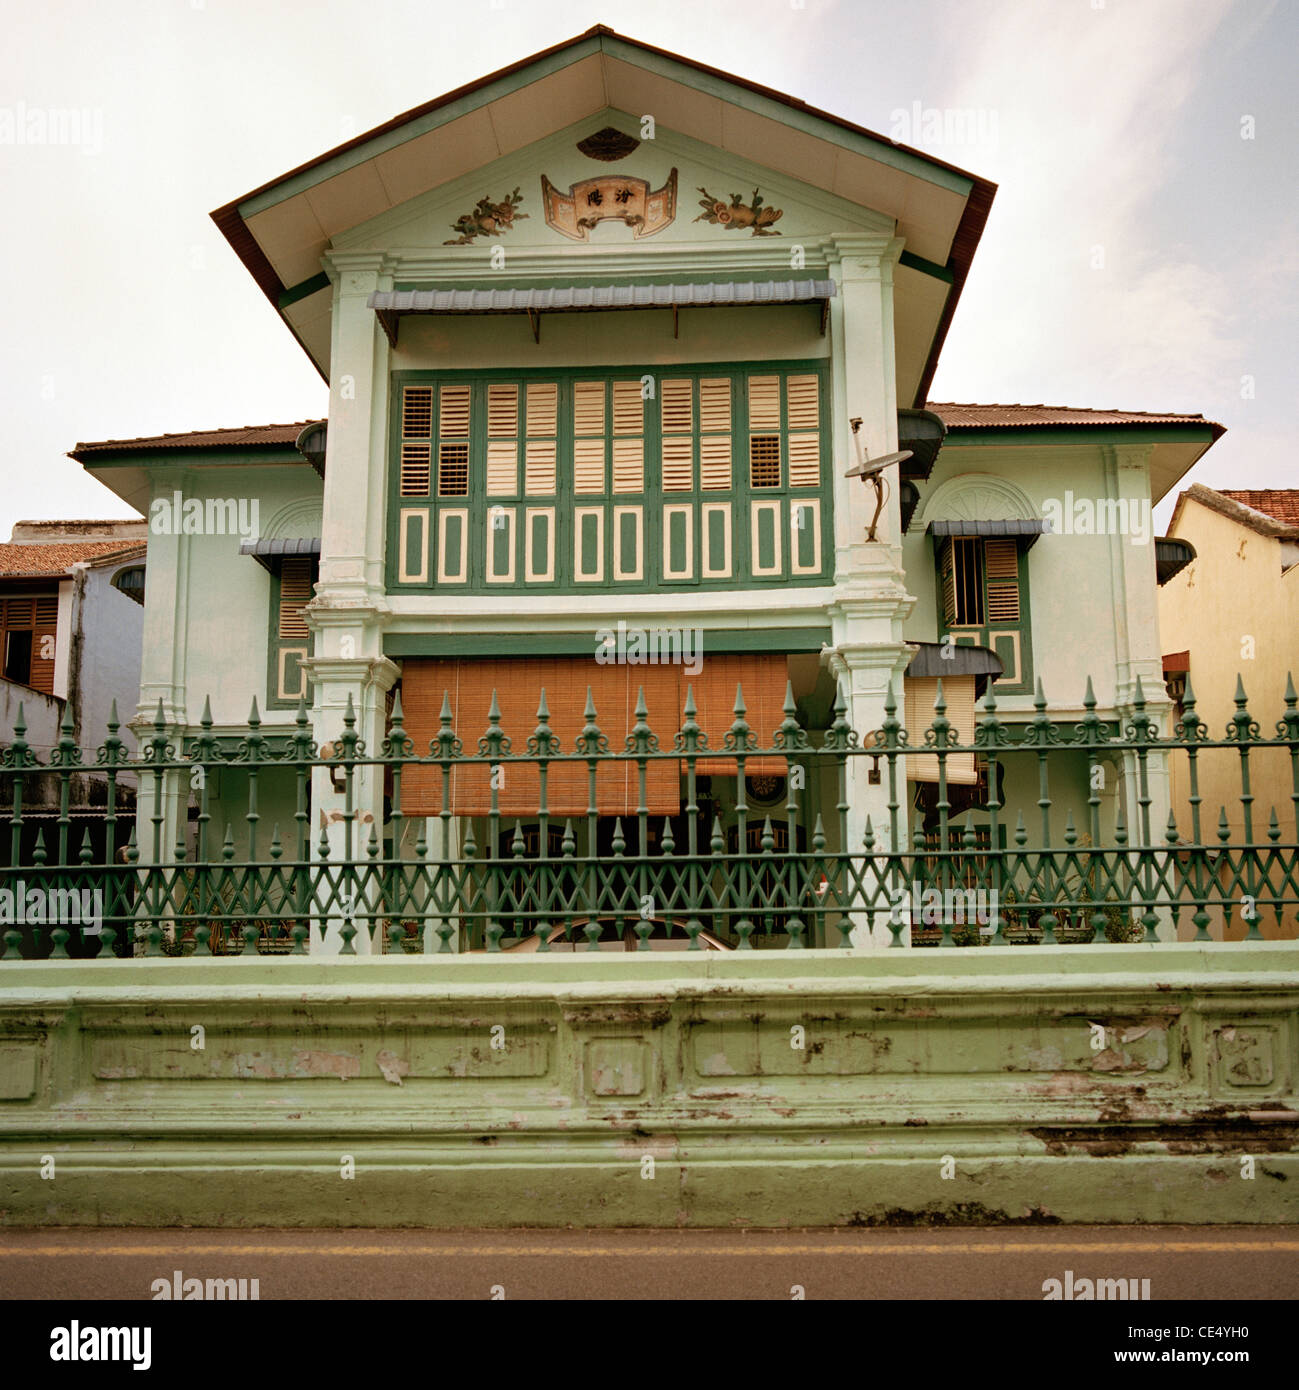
[1,673,1297,957]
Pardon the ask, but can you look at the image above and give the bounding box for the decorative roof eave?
[210,25,995,398]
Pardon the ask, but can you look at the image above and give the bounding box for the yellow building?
[1160,485,1299,939]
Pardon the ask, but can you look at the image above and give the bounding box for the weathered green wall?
[1,946,1295,1227]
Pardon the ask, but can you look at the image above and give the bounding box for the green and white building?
[70,26,1224,949]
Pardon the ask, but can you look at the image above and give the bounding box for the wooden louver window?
[984,539,1021,622]
[785,374,820,487]
[660,378,693,492]
[399,386,432,496]
[486,384,518,496]
[437,384,471,497]
[524,383,558,495]
[278,558,313,639]
[611,380,644,493]
[573,381,606,494]
[699,378,732,490]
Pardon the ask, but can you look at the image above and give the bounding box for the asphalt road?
[2,1225,1297,1301]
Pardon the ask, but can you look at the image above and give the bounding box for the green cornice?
[385,626,832,658]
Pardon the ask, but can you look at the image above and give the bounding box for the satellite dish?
[844,449,913,480]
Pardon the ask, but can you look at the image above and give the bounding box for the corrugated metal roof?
[929,403,1224,433]
[239,537,320,572]
[928,519,1051,539]
[239,538,321,557]
[368,280,836,313]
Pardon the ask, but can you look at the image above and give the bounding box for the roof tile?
[0,540,146,578]
[71,422,321,455]
[1217,490,1299,526]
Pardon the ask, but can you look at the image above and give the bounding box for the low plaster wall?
[0,946,1295,1226]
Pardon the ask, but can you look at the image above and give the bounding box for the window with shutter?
[398,387,432,496]
[610,381,644,493]
[933,535,1032,693]
[268,557,318,707]
[984,539,1020,621]
[573,381,606,494]
[437,385,471,496]
[0,594,57,694]
[30,597,58,695]
[389,363,831,593]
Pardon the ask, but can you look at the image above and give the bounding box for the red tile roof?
[0,540,146,578]
[1218,490,1299,527]
[70,422,320,456]
[929,403,1225,433]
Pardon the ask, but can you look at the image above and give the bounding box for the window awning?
[927,518,1051,549]
[904,640,1003,698]
[367,279,837,345]
[239,537,321,572]
[1155,537,1195,585]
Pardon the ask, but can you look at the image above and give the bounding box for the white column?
[303,251,399,954]
[821,234,916,949]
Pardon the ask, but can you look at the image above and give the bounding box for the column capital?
[301,655,401,695]
[321,250,396,282]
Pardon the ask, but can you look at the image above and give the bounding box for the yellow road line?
[1,1241,1297,1258]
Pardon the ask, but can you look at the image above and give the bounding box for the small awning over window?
[367,279,837,345]
[927,518,1051,549]
[239,537,321,573]
[1155,537,1195,585]
[905,641,1003,698]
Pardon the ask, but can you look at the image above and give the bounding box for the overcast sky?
[1,0,1293,534]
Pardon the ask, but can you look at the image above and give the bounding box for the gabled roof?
[1170,483,1299,540]
[210,24,995,405]
[0,540,146,580]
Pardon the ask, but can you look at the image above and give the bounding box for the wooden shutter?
[699,379,732,490]
[661,378,692,433]
[573,382,606,493]
[984,539,1021,622]
[747,375,781,430]
[611,381,643,493]
[29,597,57,695]
[278,558,313,639]
[661,436,692,491]
[399,387,432,496]
[939,539,958,627]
